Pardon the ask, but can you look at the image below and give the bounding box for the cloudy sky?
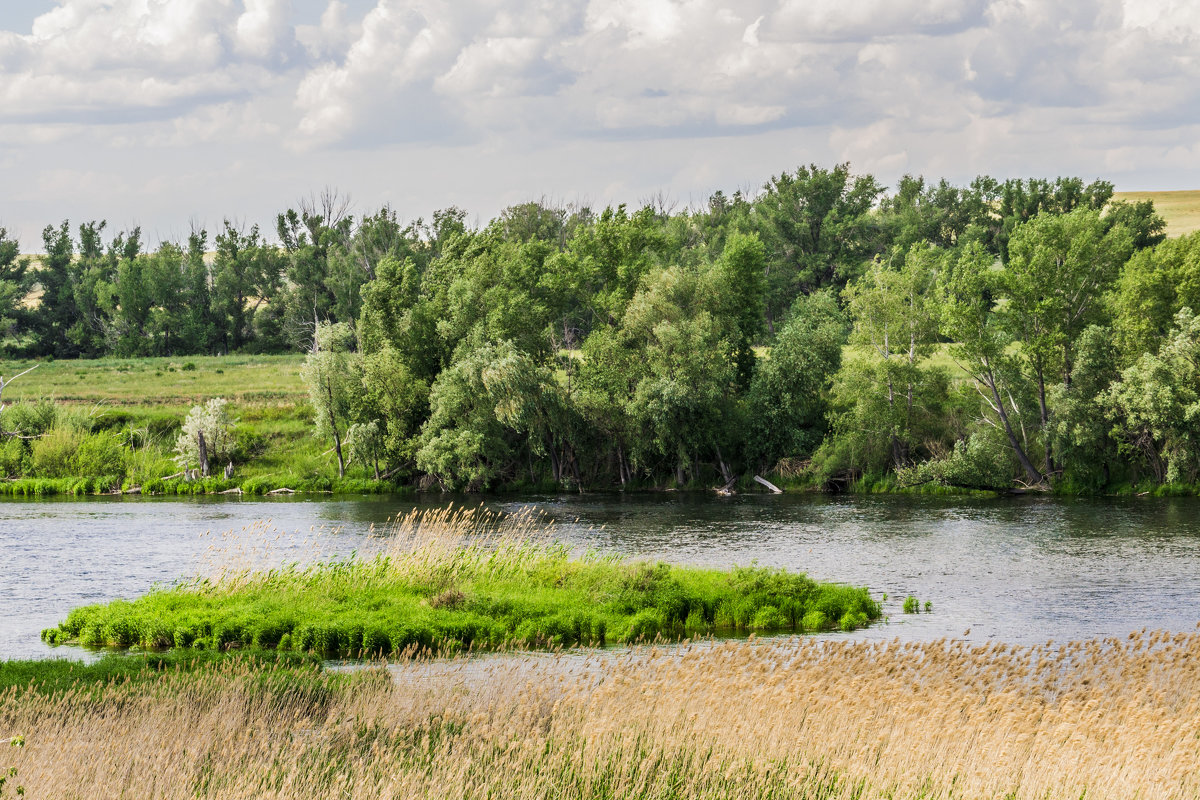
[1,0,1198,250]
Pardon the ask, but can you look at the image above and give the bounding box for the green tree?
[1002,208,1132,474]
[302,323,361,478]
[1103,309,1200,485]
[0,228,32,346]
[212,222,283,353]
[1110,232,1200,360]
[993,177,1114,261]
[359,345,430,472]
[745,289,845,471]
[754,163,883,327]
[33,221,76,357]
[840,245,942,469]
[938,242,1042,485]
[416,341,521,490]
[1046,326,1121,489]
[711,231,767,388]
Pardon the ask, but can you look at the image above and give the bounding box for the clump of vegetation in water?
[903,595,919,614]
[42,507,881,656]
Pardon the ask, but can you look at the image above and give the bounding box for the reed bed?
[5,630,1200,799]
[42,506,881,655]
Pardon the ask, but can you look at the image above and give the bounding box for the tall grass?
[4,630,1199,798]
[42,506,881,654]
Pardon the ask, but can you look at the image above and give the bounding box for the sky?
[2,0,1199,250]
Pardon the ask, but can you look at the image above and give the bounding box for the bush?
[0,437,27,477]
[232,429,268,463]
[903,595,919,614]
[31,427,82,478]
[174,398,235,470]
[897,427,1013,490]
[74,431,126,478]
[3,400,56,437]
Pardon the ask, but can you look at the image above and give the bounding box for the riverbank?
[4,631,1197,799]
[40,508,882,655]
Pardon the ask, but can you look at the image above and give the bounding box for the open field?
[42,507,882,654]
[0,354,306,405]
[0,353,383,496]
[3,629,1198,799]
[1114,189,1200,237]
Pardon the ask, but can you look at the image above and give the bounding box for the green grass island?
[40,509,882,657]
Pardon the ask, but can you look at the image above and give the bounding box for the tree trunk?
[1035,364,1053,476]
[985,366,1042,485]
[197,430,209,477]
[333,429,345,478]
[568,443,582,491]
[715,444,732,485]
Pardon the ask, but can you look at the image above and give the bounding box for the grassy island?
[42,508,881,656]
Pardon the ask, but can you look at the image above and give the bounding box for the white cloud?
[295,1,360,59]
[235,0,293,60]
[2,0,1200,249]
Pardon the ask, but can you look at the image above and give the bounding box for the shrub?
[31,427,82,478]
[0,437,27,477]
[903,595,919,614]
[3,400,56,437]
[174,398,235,470]
[232,429,268,463]
[74,432,126,478]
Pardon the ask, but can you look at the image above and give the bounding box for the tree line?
[0,166,1188,491]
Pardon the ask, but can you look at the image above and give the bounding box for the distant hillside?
[1114,190,1200,237]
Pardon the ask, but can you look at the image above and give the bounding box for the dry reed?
[6,628,1200,798]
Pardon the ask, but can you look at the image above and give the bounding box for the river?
[2,492,1199,659]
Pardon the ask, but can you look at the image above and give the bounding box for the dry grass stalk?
[5,629,1200,798]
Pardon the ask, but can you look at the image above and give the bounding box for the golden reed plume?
[4,627,1199,798]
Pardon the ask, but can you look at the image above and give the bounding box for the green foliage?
[174,398,235,470]
[897,426,1013,490]
[3,166,1192,495]
[1111,232,1200,360]
[302,322,361,478]
[73,430,126,478]
[903,595,919,614]
[45,542,881,655]
[31,426,83,478]
[1103,308,1200,484]
[746,289,845,470]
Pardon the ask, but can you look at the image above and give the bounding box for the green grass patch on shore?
[42,508,881,657]
[0,650,322,697]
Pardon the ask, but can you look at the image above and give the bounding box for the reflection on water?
[2,492,1199,660]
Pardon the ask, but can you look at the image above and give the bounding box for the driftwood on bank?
[715,475,738,496]
[753,475,783,494]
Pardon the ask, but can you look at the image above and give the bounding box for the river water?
[2,493,1199,660]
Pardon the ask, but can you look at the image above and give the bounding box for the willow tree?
[302,323,360,478]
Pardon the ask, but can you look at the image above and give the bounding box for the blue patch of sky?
[0,1,56,33]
